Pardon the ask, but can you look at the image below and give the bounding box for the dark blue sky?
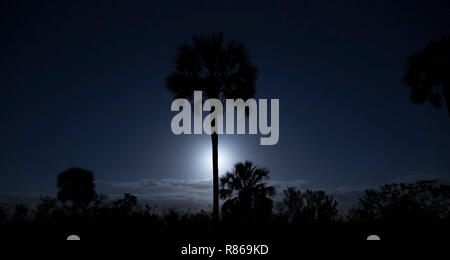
[1,0,449,195]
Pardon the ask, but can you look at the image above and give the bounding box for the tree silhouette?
[219,161,276,225]
[35,196,59,221]
[166,33,258,227]
[280,187,303,223]
[349,180,450,223]
[302,190,338,222]
[403,35,450,117]
[12,204,29,224]
[57,168,96,213]
[111,193,139,216]
[1,175,449,240]
[280,187,338,223]
[0,206,8,225]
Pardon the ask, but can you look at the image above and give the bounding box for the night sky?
[1,0,449,202]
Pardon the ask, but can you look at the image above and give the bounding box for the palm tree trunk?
[211,132,219,229]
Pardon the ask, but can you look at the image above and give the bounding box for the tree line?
[0,163,448,240]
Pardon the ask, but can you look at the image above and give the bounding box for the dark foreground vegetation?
[0,163,449,241]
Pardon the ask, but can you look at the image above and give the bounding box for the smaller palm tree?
[403,36,450,117]
[219,161,276,224]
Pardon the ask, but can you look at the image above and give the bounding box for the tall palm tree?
[403,36,450,117]
[166,33,258,227]
[219,161,276,224]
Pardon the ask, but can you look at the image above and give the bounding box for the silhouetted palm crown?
[166,33,258,100]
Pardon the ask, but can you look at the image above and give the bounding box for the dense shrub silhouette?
[280,187,338,224]
[349,180,450,223]
[111,193,139,216]
[0,206,8,225]
[12,204,29,224]
[34,196,60,222]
